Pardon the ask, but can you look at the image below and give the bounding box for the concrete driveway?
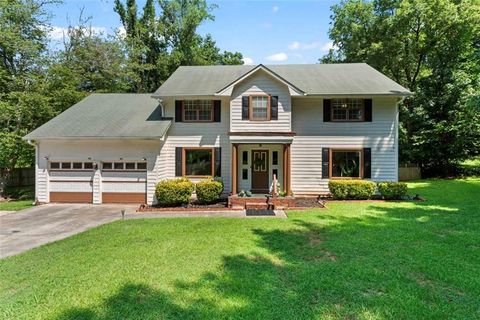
[0,204,137,259]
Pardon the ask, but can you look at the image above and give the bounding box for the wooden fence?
[399,164,421,181]
[1,168,35,187]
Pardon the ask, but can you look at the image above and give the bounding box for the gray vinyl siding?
[291,97,399,195]
[157,98,231,195]
[230,70,291,132]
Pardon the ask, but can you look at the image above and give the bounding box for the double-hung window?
[331,98,364,121]
[250,96,270,121]
[183,100,213,122]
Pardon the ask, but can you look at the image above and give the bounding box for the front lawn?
[1,179,479,319]
[0,200,33,211]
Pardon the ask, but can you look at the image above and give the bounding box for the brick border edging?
[137,206,242,213]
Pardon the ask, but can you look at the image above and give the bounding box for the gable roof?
[152,63,411,97]
[23,94,171,140]
[215,64,305,96]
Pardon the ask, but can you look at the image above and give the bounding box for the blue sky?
[46,0,339,64]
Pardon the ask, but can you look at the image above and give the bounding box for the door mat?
[245,209,276,216]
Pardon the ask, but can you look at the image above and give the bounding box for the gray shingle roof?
[153,63,411,97]
[23,94,171,140]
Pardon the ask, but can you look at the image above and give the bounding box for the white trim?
[229,135,294,143]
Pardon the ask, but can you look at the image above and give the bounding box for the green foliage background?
[0,0,243,177]
[1,0,479,178]
[322,0,480,176]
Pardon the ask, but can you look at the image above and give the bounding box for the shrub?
[195,178,224,204]
[328,180,376,200]
[378,182,408,200]
[155,178,194,206]
[3,186,34,200]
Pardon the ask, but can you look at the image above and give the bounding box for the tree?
[47,14,133,112]
[322,0,480,176]
[114,0,244,92]
[0,0,59,185]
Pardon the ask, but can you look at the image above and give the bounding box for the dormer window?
[183,100,213,122]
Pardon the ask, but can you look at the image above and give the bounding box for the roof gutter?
[22,136,169,141]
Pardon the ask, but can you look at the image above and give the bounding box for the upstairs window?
[250,96,270,121]
[183,100,213,122]
[331,98,364,121]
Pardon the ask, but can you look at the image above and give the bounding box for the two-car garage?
[48,160,147,204]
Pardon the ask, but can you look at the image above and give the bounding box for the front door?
[251,150,269,193]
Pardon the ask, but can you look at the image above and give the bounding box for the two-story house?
[24,63,411,204]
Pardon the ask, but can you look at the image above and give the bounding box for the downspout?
[395,97,406,182]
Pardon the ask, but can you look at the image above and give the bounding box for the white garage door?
[101,161,147,203]
[48,162,94,203]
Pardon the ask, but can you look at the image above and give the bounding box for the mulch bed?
[137,199,235,212]
[294,197,326,208]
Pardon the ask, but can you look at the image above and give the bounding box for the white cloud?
[288,41,300,50]
[48,26,107,40]
[272,6,279,13]
[265,52,288,62]
[288,41,321,50]
[242,57,254,65]
[49,26,68,40]
[90,26,107,34]
[288,40,338,52]
[116,26,126,37]
[320,41,338,52]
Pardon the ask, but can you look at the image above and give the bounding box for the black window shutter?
[241,96,249,120]
[364,99,372,122]
[270,96,278,120]
[322,148,330,178]
[175,101,183,122]
[323,99,331,122]
[214,147,221,177]
[175,147,183,176]
[213,100,221,122]
[363,148,371,178]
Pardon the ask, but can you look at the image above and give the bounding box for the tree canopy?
[322,0,480,176]
[0,0,243,180]
[113,0,243,92]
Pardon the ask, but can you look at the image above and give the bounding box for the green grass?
[1,179,479,319]
[0,199,33,211]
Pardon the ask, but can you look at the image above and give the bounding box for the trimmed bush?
[195,178,224,204]
[155,178,194,206]
[378,182,408,200]
[328,180,376,200]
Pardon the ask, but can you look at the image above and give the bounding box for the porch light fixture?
[43,156,49,160]
[142,157,147,161]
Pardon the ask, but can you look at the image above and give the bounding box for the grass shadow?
[27,179,480,319]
